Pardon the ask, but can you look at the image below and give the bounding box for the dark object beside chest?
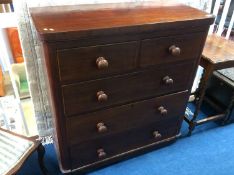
[206,69,234,120]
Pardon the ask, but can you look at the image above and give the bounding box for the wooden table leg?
[188,64,214,136]
[37,143,48,175]
[222,91,234,124]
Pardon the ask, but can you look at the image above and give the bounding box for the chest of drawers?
[30,1,214,173]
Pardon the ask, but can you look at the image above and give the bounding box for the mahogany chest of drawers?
[30,2,214,173]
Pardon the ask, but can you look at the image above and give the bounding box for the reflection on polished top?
[202,34,234,64]
[30,1,214,41]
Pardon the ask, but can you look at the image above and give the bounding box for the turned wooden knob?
[153,131,162,139]
[163,76,173,85]
[97,122,107,133]
[169,45,181,56]
[158,106,168,116]
[96,57,108,69]
[97,148,106,158]
[97,91,108,102]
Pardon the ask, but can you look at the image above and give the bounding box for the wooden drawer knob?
[97,122,107,133]
[158,106,168,116]
[97,148,106,158]
[97,91,108,102]
[96,57,108,69]
[153,131,162,139]
[169,45,181,56]
[163,76,173,85]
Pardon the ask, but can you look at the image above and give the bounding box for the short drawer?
[70,118,179,168]
[67,91,188,145]
[57,41,138,83]
[62,61,193,116]
[140,32,205,67]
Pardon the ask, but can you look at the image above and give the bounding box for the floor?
[17,103,234,175]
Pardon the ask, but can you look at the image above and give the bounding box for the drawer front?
[57,41,138,83]
[140,32,205,67]
[70,118,179,168]
[67,91,188,145]
[62,62,193,116]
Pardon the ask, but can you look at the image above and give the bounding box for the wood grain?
[70,117,179,168]
[58,41,138,83]
[202,34,234,69]
[62,61,194,116]
[30,1,214,41]
[67,91,188,145]
[140,32,206,67]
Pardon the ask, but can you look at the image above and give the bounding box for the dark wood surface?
[70,117,179,168]
[67,91,188,145]
[0,0,12,4]
[70,136,177,174]
[41,42,71,171]
[140,32,206,67]
[30,1,214,41]
[31,2,214,173]
[62,62,194,116]
[58,41,138,83]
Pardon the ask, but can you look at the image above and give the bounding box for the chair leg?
[222,92,234,124]
[187,122,195,136]
[37,143,48,175]
[188,65,214,135]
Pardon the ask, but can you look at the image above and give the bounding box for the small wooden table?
[0,127,47,175]
[184,34,234,135]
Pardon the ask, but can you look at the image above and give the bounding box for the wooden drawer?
[67,91,188,145]
[140,32,205,67]
[57,41,138,83]
[62,62,193,116]
[70,118,179,168]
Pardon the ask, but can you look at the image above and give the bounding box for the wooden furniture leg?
[37,143,48,175]
[187,64,214,136]
[184,34,234,136]
[222,91,234,124]
[0,127,48,175]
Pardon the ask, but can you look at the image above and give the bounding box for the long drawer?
[66,91,188,145]
[62,62,193,116]
[57,41,138,83]
[70,117,179,168]
[140,32,205,67]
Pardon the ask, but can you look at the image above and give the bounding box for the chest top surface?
[30,1,214,42]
